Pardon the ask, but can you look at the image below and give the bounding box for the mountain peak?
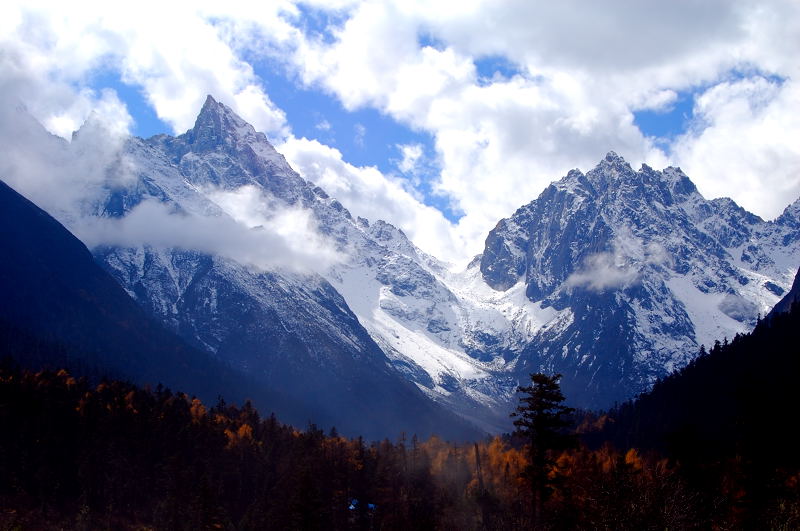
[203,94,218,107]
[598,151,633,171]
[187,95,255,151]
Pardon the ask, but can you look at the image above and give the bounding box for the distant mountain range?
[2,96,798,436]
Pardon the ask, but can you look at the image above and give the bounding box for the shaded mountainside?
[0,179,475,440]
[0,179,291,411]
[584,298,800,525]
[768,266,800,318]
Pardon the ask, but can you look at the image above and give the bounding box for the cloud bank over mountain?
[0,103,341,274]
[1,0,798,265]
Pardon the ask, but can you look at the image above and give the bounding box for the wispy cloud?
[354,123,365,147]
[566,231,672,292]
[74,194,343,274]
[396,143,424,174]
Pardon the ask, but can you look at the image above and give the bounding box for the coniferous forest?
[1,303,799,529]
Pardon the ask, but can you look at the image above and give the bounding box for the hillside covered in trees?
[2,303,799,530]
[0,360,695,530]
[592,300,800,528]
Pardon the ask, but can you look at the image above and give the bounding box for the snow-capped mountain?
[57,97,480,440]
[320,151,799,427]
[5,97,798,434]
[476,152,799,408]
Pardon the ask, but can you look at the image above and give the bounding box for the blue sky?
[2,1,798,263]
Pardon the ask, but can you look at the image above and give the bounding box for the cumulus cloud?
[0,2,291,139]
[275,0,800,259]
[566,232,671,292]
[672,75,800,219]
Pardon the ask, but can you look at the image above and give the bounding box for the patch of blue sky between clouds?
[474,55,524,85]
[253,61,464,222]
[292,3,349,45]
[634,69,786,151]
[410,172,464,223]
[89,70,171,138]
[633,91,696,148]
[417,32,446,51]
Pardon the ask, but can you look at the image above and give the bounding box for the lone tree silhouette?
[511,373,575,525]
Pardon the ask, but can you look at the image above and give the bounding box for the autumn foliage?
[1,303,799,528]
[0,363,757,529]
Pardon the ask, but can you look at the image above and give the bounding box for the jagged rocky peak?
[777,197,800,229]
[478,152,763,295]
[590,150,635,183]
[143,95,305,200]
[185,95,261,150]
[366,219,419,258]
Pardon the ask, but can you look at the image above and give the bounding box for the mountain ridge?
[3,97,798,433]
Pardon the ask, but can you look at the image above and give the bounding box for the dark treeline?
[589,301,800,528]
[0,360,692,530]
[1,307,798,529]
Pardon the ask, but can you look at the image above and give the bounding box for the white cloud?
[0,1,291,139]
[279,136,468,263]
[277,0,800,260]
[672,76,800,219]
[397,143,424,174]
[566,232,672,292]
[0,102,134,225]
[2,0,799,266]
[353,123,366,147]
[75,194,343,274]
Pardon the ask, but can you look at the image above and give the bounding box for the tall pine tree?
[511,373,574,525]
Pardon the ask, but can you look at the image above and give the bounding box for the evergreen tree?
[511,373,575,525]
